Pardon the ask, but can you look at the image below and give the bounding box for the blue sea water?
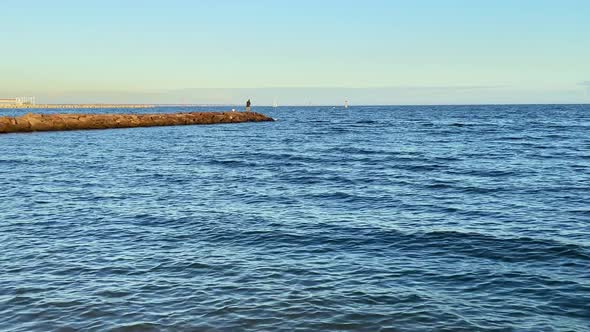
[0,105,589,331]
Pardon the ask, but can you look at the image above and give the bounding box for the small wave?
[415,230,590,262]
[355,120,378,124]
[111,323,166,332]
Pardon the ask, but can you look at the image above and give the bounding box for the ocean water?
[1,105,589,331]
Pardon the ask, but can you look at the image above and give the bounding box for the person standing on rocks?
[246,99,251,112]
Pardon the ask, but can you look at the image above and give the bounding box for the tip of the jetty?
[0,111,274,134]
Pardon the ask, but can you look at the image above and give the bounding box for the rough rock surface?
[0,112,274,134]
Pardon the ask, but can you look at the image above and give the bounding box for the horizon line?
[3,102,589,107]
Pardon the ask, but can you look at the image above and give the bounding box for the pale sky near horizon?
[1,0,589,104]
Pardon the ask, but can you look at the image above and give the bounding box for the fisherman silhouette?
[246,99,251,112]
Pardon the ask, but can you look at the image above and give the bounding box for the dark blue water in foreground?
[1,105,589,331]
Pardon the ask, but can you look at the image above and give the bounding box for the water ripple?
[1,105,589,331]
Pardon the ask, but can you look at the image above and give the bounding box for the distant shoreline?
[0,104,155,109]
[1,103,588,109]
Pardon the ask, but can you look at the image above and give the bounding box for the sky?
[1,0,589,105]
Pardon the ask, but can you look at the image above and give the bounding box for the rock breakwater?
[0,112,274,134]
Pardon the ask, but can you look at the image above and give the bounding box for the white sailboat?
[344,99,349,109]
[273,99,278,108]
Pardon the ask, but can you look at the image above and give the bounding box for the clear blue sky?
[1,0,589,104]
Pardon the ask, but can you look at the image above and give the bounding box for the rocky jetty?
[0,112,274,134]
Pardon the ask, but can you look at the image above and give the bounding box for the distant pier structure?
[0,97,36,106]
